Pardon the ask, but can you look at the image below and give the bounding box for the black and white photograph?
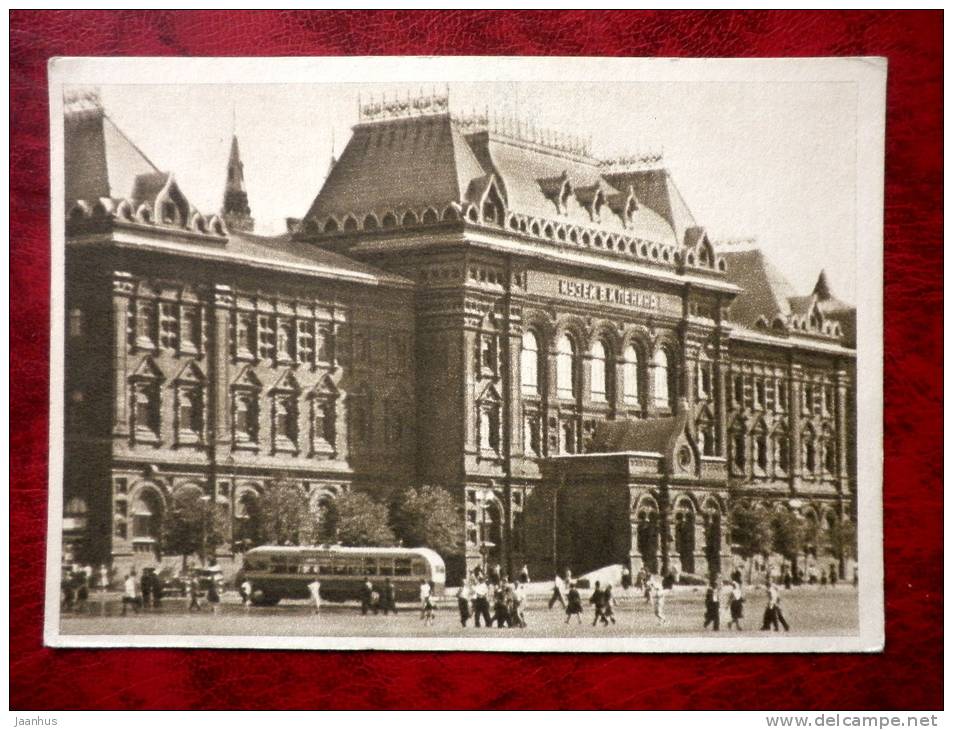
[46,56,886,652]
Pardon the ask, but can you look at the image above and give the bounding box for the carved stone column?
[789,361,803,490]
[111,272,135,436]
[835,367,849,492]
[211,285,233,451]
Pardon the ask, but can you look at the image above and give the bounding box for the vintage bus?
[237,545,446,605]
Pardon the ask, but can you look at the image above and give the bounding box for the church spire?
[222,134,254,233]
[813,269,833,300]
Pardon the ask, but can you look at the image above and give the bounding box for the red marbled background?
[10,10,942,710]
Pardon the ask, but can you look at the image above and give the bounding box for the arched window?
[623,344,640,405]
[520,331,540,396]
[131,489,161,542]
[653,348,673,409]
[556,334,576,400]
[754,426,769,472]
[775,431,790,474]
[803,428,817,473]
[590,340,608,403]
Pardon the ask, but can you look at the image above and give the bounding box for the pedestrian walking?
[382,577,398,615]
[603,584,617,624]
[728,581,745,630]
[590,581,609,626]
[140,568,153,610]
[473,578,492,628]
[240,579,253,610]
[621,566,632,591]
[703,579,721,631]
[493,583,510,628]
[456,582,472,627]
[121,569,141,616]
[423,580,437,626]
[308,578,322,615]
[651,575,667,625]
[513,581,527,628]
[829,565,838,587]
[207,577,221,615]
[761,583,790,631]
[518,564,530,584]
[75,570,89,614]
[418,578,431,621]
[565,581,583,624]
[548,572,567,610]
[361,576,375,615]
[187,574,202,612]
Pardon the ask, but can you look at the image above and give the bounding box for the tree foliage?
[826,518,857,561]
[771,510,806,563]
[730,506,773,561]
[389,485,465,556]
[161,485,227,564]
[255,479,313,546]
[325,491,396,547]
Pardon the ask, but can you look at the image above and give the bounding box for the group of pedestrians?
[456,567,528,628]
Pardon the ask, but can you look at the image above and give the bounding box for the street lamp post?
[200,494,212,567]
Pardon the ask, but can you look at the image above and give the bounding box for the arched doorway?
[635,497,660,574]
[703,500,723,579]
[673,498,696,575]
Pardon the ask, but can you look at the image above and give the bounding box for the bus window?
[364,558,378,575]
[333,563,348,576]
[412,561,427,577]
[378,560,394,576]
[271,563,285,574]
[433,562,445,576]
[347,562,363,576]
[395,558,412,576]
[317,560,333,576]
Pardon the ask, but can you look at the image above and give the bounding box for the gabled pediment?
[231,364,262,390]
[130,356,164,381]
[270,368,301,393]
[309,374,339,398]
[173,359,205,384]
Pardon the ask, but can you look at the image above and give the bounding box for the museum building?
[62,92,857,581]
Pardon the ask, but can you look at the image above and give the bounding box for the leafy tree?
[161,485,227,570]
[826,518,857,576]
[730,506,773,581]
[771,510,806,566]
[389,485,465,557]
[256,478,312,546]
[324,491,396,547]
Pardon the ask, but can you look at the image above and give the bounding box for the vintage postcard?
[45,56,885,652]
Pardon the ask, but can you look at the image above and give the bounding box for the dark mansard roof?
[298,111,725,280]
[63,97,410,288]
[718,242,855,346]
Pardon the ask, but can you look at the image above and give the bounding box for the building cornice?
[66,230,415,291]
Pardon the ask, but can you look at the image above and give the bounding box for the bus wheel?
[250,590,280,607]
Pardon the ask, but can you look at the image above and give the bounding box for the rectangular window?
[317,325,333,364]
[235,312,254,358]
[765,380,776,411]
[733,374,744,406]
[257,316,275,360]
[778,381,788,410]
[296,320,314,365]
[159,302,178,350]
[755,380,766,410]
[394,559,412,576]
[136,300,156,347]
[276,320,294,362]
[180,305,201,351]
